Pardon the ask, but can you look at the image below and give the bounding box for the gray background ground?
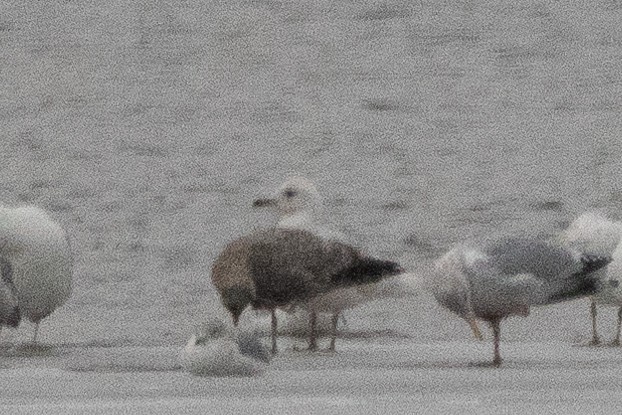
[2,0,622,412]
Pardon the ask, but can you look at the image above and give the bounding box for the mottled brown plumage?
[211,228,402,353]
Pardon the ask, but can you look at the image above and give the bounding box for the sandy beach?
[3,0,622,412]
[2,337,622,414]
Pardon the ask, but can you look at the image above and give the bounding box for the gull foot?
[588,338,602,347]
[468,361,502,368]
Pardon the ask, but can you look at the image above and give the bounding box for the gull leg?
[271,309,278,355]
[590,298,601,346]
[328,312,340,352]
[467,317,483,341]
[464,287,483,341]
[489,318,502,367]
[308,310,318,351]
[612,306,622,347]
[33,322,40,345]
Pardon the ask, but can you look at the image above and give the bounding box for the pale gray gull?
[180,318,270,377]
[0,206,73,343]
[430,235,611,366]
[557,211,622,345]
[210,227,403,354]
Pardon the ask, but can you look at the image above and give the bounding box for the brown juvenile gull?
[253,176,421,351]
[430,236,611,366]
[211,228,403,354]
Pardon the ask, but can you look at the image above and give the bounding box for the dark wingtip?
[549,254,613,304]
[383,260,405,277]
[580,254,613,275]
[332,257,403,286]
[548,277,601,303]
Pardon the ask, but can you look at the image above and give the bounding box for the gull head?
[253,176,322,217]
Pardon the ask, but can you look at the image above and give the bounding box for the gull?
[0,256,21,333]
[210,227,403,354]
[0,205,73,343]
[557,212,622,345]
[253,177,401,350]
[253,176,349,350]
[253,176,340,240]
[253,176,480,349]
[429,236,611,366]
[180,319,270,377]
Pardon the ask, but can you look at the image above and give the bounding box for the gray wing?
[484,237,581,283]
[236,329,271,363]
[0,257,20,328]
[465,237,596,316]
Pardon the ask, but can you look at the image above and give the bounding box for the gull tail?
[332,257,404,287]
[547,254,612,304]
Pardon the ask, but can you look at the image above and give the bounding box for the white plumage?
[179,319,269,377]
[428,244,483,340]
[0,205,73,341]
[558,211,622,345]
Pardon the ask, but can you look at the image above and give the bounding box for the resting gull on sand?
[210,227,403,354]
[180,319,270,377]
[557,212,622,345]
[0,206,73,343]
[430,236,611,366]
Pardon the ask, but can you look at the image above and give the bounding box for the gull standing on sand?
[430,236,611,366]
[253,176,411,351]
[210,228,403,354]
[0,206,73,343]
[254,176,482,347]
[557,212,622,345]
[180,319,270,377]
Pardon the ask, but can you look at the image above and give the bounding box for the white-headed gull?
[557,211,622,345]
[430,235,611,366]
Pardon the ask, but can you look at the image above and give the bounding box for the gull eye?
[284,189,297,198]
